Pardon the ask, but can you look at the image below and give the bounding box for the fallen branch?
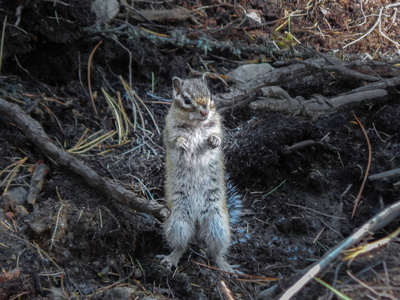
[128,8,192,22]
[282,140,338,155]
[368,168,400,181]
[261,199,400,300]
[351,75,400,92]
[216,57,400,117]
[217,59,324,114]
[248,86,387,117]
[0,97,169,220]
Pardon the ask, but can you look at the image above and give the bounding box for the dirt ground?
[1,1,400,299]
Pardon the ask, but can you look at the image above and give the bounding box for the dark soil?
[1,1,400,299]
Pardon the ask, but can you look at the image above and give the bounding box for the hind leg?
[199,206,233,272]
[159,210,195,269]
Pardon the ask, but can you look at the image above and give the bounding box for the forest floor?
[1,1,400,299]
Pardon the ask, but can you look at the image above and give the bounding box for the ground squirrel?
[159,76,241,273]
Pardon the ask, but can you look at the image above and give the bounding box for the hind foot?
[215,257,244,275]
[156,248,185,270]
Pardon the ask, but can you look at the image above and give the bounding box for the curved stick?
[0,98,169,220]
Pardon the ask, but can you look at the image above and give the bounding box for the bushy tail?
[226,181,242,225]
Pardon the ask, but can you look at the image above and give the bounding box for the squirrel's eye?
[184,96,191,105]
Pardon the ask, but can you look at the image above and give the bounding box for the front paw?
[207,134,221,149]
[174,136,189,150]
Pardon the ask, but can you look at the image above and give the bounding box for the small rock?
[29,222,48,234]
[226,63,275,84]
[48,287,65,300]
[192,291,208,300]
[93,286,137,299]
[5,187,28,205]
[0,194,17,210]
[133,267,143,278]
[92,0,120,24]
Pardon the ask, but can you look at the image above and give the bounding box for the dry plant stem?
[0,98,169,220]
[276,199,400,300]
[68,131,117,154]
[102,88,125,143]
[0,157,27,191]
[1,157,28,195]
[41,102,65,135]
[351,113,372,219]
[50,203,65,249]
[345,270,387,298]
[341,7,382,51]
[341,3,400,51]
[343,226,400,260]
[88,40,102,116]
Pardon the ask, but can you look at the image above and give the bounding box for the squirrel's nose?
[200,110,209,117]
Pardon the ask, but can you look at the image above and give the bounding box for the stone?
[226,63,275,84]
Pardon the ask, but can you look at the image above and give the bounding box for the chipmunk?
[158,76,241,273]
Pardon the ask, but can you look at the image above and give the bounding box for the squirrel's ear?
[172,77,182,93]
